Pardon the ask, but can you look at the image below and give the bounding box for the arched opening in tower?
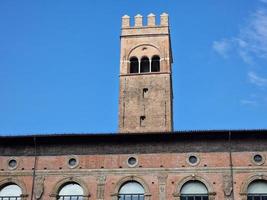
[151,55,160,72]
[130,57,139,73]
[140,57,149,73]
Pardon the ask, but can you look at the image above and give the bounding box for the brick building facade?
[0,14,267,200]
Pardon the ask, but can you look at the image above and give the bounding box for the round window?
[186,154,200,166]
[251,153,265,165]
[254,154,263,163]
[67,156,79,168]
[127,157,138,167]
[69,158,77,166]
[189,156,198,164]
[8,159,18,169]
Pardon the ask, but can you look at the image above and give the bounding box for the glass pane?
[118,194,144,200]
[58,183,83,196]
[119,182,145,194]
[181,181,208,194]
[0,185,22,197]
[59,196,84,200]
[255,197,261,200]
[0,198,21,200]
[248,181,267,194]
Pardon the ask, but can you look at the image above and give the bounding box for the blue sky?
[1,0,267,135]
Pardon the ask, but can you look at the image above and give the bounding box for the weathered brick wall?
[0,144,267,200]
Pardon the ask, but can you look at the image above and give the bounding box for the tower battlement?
[122,13,169,29]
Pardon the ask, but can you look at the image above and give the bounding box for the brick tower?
[119,13,173,133]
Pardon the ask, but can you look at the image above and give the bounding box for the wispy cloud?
[212,39,232,58]
[240,99,258,106]
[213,1,267,107]
[213,3,267,64]
[241,92,267,107]
[239,9,267,61]
[248,71,267,87]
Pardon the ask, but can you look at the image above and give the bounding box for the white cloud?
[213,1,267,107]
[248,71,267,87]
[240,9,267,60]
[240,99,258,106]
[213,3,267,64]
[212,39,232,58]
[241,92,267,107]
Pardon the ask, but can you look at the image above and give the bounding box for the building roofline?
[0,129,267,140]
[1,129,267,156]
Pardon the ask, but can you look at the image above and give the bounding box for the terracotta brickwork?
[1,151,267,199]
[119,13,173,133]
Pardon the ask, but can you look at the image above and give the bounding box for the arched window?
[130,57,139,73]
[180,181,208,200]
[140,57,150,73]
[247,180,267,200]
[0,184,22,200]
[57,182,84,200]
[118,181,145,200]
[151,55,160,72]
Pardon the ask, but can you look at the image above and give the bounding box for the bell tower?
[119,13,173,133]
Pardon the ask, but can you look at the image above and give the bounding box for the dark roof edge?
[1,129,267,139]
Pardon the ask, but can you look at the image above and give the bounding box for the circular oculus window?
[187,154,200,166]
[189,156,198,164]
[252,153,265,165]
[127,156,138,167]
[67,156,79,168]
[7,158,18,170]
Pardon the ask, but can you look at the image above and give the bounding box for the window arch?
[0,184,22,200]
[57,182,84,200]
[151,55,160,72]
[247,180,267,200]
[118,181,145,200]
[130,57,139,73]
[140,57,150,73]
[180,181,208,200]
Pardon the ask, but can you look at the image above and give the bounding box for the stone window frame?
[7,157,19,170]
[173,175,216,200]
[50,177,90,200]
[127,155,138,168]
[240,174,267,200]
[251,153,265,166]
[0,178,28,200]
[66,155,79,169]
[186,153,200,166]
[111,176,151,200]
